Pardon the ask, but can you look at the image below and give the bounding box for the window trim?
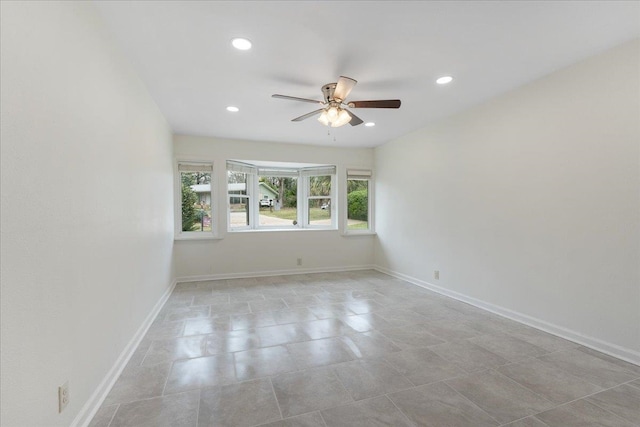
[175,160,218,240]
[227,161,337,232]
[344,168,374,235]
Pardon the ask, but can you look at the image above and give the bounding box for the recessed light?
[436,76,453,85]
[231,38,252,50]
[365,122,375,127]
[226,106,239,112]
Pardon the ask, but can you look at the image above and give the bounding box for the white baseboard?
[176,264,375,283]
[71,278,178,427]
[375,266,640,366]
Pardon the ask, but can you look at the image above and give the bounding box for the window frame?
[175,160,217,240]
[226,161,337,232]
[344,168,374,235]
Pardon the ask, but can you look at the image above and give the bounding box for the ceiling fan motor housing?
[322,83,338,103]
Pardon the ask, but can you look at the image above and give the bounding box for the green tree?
[181,183,199,231]
[347,189,368,221]
[309,175,331,196]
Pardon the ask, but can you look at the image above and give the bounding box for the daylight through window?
[178,162,213,236]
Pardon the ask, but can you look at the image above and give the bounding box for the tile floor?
[89,270,640,427]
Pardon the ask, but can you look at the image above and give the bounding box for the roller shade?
[178,163,213,173]
[347,169,372,179]
[227,160,257,174]
[300,166,337,177]
[257,168,299,177]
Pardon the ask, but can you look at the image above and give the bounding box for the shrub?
[347,190,368,221]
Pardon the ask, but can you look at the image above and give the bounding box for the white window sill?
[228,228,338,233]
[342,231,377,237]
[174,234,223,241]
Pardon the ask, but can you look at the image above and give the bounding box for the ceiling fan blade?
[346,110,364,126]
[333,76,357,101]
[272,94,323,105]
[348,100,401,109]
[292,109,324,122]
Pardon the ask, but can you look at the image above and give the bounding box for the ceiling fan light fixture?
[317,111,330,126]
[331,109,352,127]
[436,75,453,85]
[231,38,252,50]
[327,106,339,122]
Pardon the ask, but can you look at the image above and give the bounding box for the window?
[228,169,250,229]
[227,161,336,230]
[346,169,372,232]
[177,162,214,238]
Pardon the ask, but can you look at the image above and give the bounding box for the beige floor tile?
[388,381,498,427]
[255,411,325,427]
[430,340,509,373]
[383,347,464,386]
[256,323,311,347]
[182,317,232,335]
[378,325,445,349]
[497,358,602,404]
[502,417,550,427]
[271,367,352,418]
[287,337,355,369]
[445,370,554,424]
[339,331,402,359]
[332,359,413,400]
[469,333,550,362]
[142,335,206,365]
[164,354,236,394]
[87,404,118,427]
[538,349,638,388]
[250,298,288,312]
[234,345,297,381]
[300,318,357,340]
[198,379,281,427]
[109,390,199,427]
[536,399,636,427]
[585,383,640,424]
[103,362,171,406]
[320,395,413,426]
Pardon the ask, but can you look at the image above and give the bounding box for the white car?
[259,199,271,207]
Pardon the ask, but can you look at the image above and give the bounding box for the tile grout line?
[267,377,284,421]
[105,403,119,427]
[385,393,418,427]
[440,379,504,426]
[195,388,201,425]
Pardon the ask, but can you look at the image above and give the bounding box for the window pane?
[181,171,212,232]
[309,175,331,196]
[258,176,297,227]
[308,198,331,226]
[229,196,249,228]
[228,171,249,229]
[347,179,368,230]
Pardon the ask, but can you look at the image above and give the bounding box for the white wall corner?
[71,278,177,427]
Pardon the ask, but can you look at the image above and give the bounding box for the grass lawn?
[260,207,330,221]
[347,221,368,230]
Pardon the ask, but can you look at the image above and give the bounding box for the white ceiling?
[94,1,639,148]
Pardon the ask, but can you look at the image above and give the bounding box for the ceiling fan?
[272,76,401,128]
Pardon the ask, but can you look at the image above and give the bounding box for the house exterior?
[194,182,278,206]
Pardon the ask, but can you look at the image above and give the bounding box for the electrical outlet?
[58,381,69,413]
[297,258,302,266]
[434,270,440,280]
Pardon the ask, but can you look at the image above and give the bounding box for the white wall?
[1,2,174,426]
[174,135,375,279]
[375,40,640,362]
